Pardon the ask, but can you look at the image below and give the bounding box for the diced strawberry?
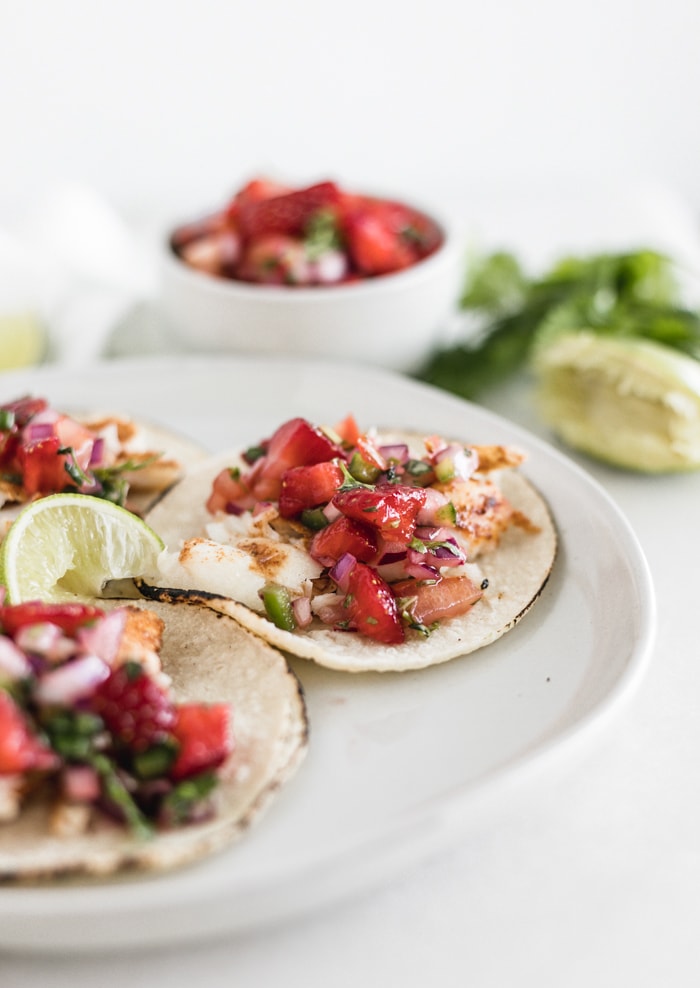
[332,483,427,542]
[0,601,104,638]
[206,466,254,515]
[91,662,176,753]
[237,181,342,239]
[343,205,417,276]
[392,575,483,627]
[309,515,378,567]
[18,436,72,496]
[339,562,405,644]
[249,417,344,501]
[229,177,292,223]
[0,691,57,774]
[278,461,345,518]
[170,702,233,781]
[353,434,388,472]
[333,414,362,446]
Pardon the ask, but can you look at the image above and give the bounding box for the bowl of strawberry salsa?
[160,177,463,371]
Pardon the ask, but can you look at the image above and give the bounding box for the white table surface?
[4,182,700,987]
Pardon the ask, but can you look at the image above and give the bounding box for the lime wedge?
[0,313,46,370]
[0,493,164,603]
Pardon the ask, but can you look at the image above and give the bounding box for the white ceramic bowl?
[159,207,464,373]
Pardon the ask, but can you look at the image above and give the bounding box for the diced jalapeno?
[300,507,329,530]
[434,501,457,525]
[405,458,434,486]
[260,584,297,631]
[349,452,381,484]
[434,457,456,483]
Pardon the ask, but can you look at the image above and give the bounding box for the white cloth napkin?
[1,183,157,366]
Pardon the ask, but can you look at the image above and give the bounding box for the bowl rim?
[161,204,461,304]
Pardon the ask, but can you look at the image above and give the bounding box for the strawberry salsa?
[0,395,161,508]
[0,600,233,836]
[205,415,522,646]
[170,177,443,286]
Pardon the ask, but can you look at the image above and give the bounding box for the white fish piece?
[158,535,323,612]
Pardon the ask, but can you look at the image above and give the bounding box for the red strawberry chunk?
[332,483,427,542]
[343,207,417,276]
[249,417,343,501]
[170,703,233,781]
[238,181,342,239]
[0,601,104,638]
[0,691,57,774]
[340,562,405,645]
[91,662,176,753]
[206,466,254,515]
[278,461,345,518]
[310,515,378,567]
[392,575,483,626]
[228,177,293,222]
[18,436,73,497]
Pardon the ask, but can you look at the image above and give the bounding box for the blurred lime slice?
[0,312,46,369]
[0,492,164,603]
[533,331,700,472]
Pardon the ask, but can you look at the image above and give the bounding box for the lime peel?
[0,493,164,604]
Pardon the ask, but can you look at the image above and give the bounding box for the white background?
[3,3,700,986]
[1,0,700,223]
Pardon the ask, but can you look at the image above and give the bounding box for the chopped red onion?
[405,558,441,582]
[76,609,127,666]
[323,501,342,524]
[408,539,465,570]
[225,501,246,516]
[291,595,313,628]
[62,764,101,803]
[377,550,407,566]
[378,443,409,464]
[312,248,348,284]
[24,422,55,442]
[89,437,105,466]
[14,622,76,664]
[34,654,110,706]
[414,525,450,541]
[0,637,32,679]
[329,552,356,592]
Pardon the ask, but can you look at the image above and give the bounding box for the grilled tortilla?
[0,595,307,883]
[143,430,557,673]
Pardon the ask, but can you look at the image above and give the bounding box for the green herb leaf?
[415,248,700,399]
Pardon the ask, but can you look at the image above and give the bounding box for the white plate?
[0,355,655,952]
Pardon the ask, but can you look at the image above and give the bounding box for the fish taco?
[0,393,206,525]
[144,414,557,673]
[0,593,307,882]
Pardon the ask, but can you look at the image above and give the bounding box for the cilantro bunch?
[416,249,700,399]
